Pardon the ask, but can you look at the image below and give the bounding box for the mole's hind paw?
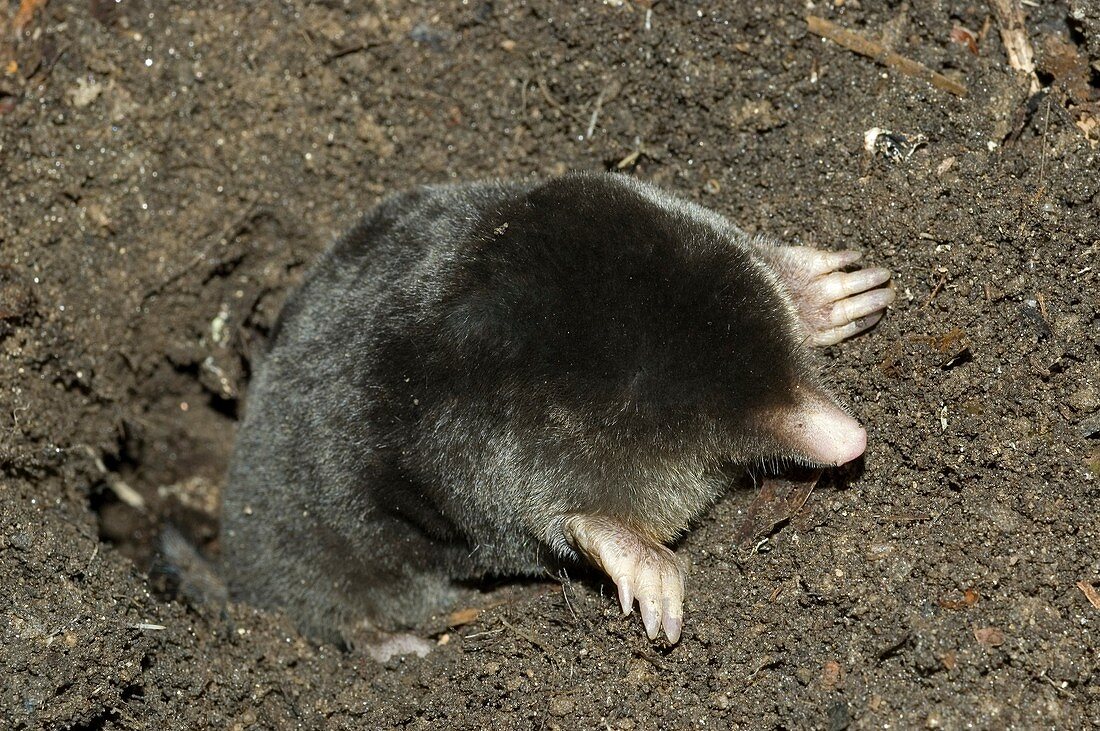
[365,633,434,663]
[347,624,434,663]
[563,515,685,644]
[754,244,895,346]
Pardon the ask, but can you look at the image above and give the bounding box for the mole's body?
[222,172,894,648]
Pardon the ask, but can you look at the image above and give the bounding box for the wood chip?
[1077,581,1100,610]
[990,0,1039,93]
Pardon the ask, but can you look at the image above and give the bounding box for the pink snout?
[782,390,867,466]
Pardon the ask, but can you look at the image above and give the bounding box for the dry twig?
[807,15,967,97]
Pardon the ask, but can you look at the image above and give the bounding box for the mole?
[220,171,894,653]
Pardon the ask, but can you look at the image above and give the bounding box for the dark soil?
[3,1,1099,728]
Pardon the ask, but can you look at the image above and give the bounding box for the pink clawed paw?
[563,515,685,643]
[806,259,895,346]
[757,245,896,347]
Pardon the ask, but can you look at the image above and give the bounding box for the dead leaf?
[950,26,979,56]
[13,0,48,34]
[939,588,980,610]
[821,660,844,689]
[733,471,821,548]
[447,607,482,627]
[924,328,967,354]
[1041,35,1095,107]
[1039,34,1100,145]
[974,626,1005,647]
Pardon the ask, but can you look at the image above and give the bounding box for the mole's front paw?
[756,245,896,346]
[563,515,685,643]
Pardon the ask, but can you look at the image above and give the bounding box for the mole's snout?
[784,390,867,466]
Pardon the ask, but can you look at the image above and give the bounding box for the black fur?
[222,172,817,642]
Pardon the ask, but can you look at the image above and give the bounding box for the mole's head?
[437,173,866,474]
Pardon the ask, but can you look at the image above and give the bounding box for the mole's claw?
[752,243,894,346]
[662,602,683,644]
[810,285,896,346]
[563,514,687,643]
[661,564,685,643]
[639,597,660,639]
[829,286,896,326]
[811,311,886,348]
[820,266,892,301]
[616,575,634,615]
[773,246,862,276]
